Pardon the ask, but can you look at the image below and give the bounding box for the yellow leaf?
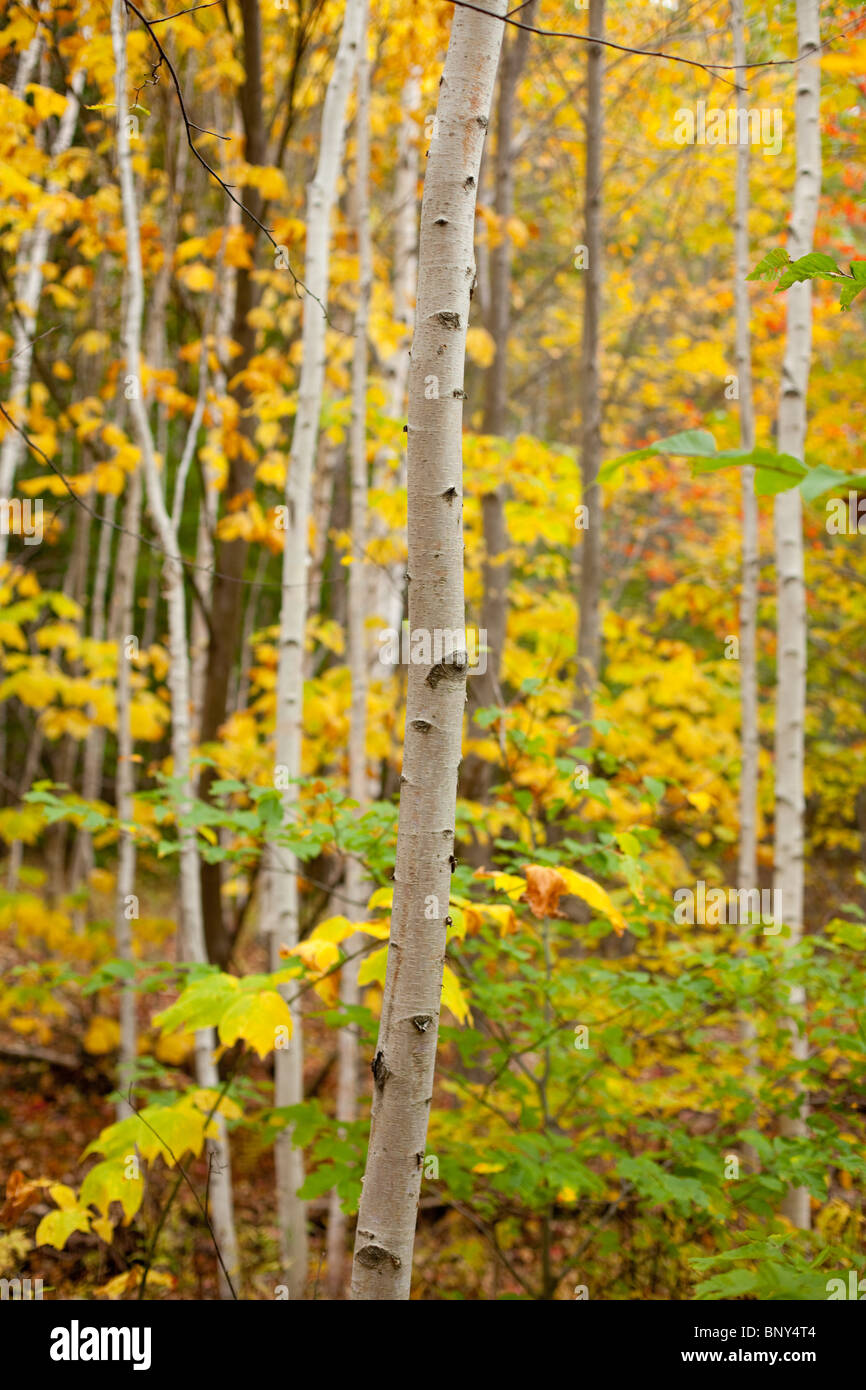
[217,990,292,1059]
[687,791,712,814]
[74,329,110,356]
[472,1162,505,1174]
[80,1158,143,1224]
[83,1016,121,1055]
[290,938,340,972]
[357,945,388,988]
[465,325,496,368]
[91,1215,114,1244]
[554,867,628,936]
[186,1088,243,1121]
[48,1183,78,1211]
[441,964,472,1025]
[154,1030,195,1065]
[36,1206,91,1250]
[178,262,215,293]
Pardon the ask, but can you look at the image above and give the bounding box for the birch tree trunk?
[350,0,507,1301]
[198,0,269,968]
[732,0,759,1169]
[574,0,605,723]
[464,11,532,803]
[193,190,240,738]
[326,0,371,1297]
[111,0,240,1294]
[774,0,821,1231]
[113,469,142,1122]
[70,493,117,904]
[0,64,84,565]
[267,0,363,1298]
[371,71,420,643]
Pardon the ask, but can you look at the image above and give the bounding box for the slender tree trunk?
[732,0,759,1172]
[13,4,46,101]
[0,65,84,565]
[370,71,420,644]
[70,493,117,901]
[198,0,269,967]
[327,0,370,1296]
[266,0,363,1298]
[464,12,532,803]
[574,0,605,723]
[350,0,507,1301]
[193,199,239,738]
[774,0,820,1232]
[111,0,240,1294]
[114,469,143,1122]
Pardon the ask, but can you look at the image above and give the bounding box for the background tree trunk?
[574,0,605,724]
[267,0,363,1298]
[732,0,759,1173]
[111,0,240,1294]
[327,1,371,1295]
[463,9,532,807]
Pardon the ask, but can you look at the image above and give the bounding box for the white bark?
[114,469,142,1122]
[267,0,363,1297]
[111,0,239,1294]
[0,64,85,565]
[12,2,47,100]
[327,0,371,1296]
[70,493,117,901]
[773,0,820,1231]
[350,0,507,1300]
[575,0,604,722]
[732,0,759,1173]
[370,72,420,643]
[192,199,238,737]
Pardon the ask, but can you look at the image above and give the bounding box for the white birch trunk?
[575,0,604,723]
[111,0,240,1294]
[114,469,142,1122]
[732,0,759,1173]
[70,493,117,902]
[266,0,363,1298]
[350,0,507,1300]
[774,0,821,1231]
[370,71,420,642]
[327,0,370,1295]
[0,65,85,565]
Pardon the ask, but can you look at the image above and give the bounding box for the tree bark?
[113,469,142,1122]
[463,11,533,804]
[327,1,371,1296]
[198,0,268,967]
[574,0,605,724]
[350,0,507,1301]
[266,0,363,1298]
[774,0,820,1232]
[732,0,759,1173]
[112,0,240,1294]
[0,64,84,564]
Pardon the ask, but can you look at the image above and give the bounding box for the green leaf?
[747,247,791,282]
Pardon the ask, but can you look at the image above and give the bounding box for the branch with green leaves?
[598,429,866,503]
[748,248,866,312]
